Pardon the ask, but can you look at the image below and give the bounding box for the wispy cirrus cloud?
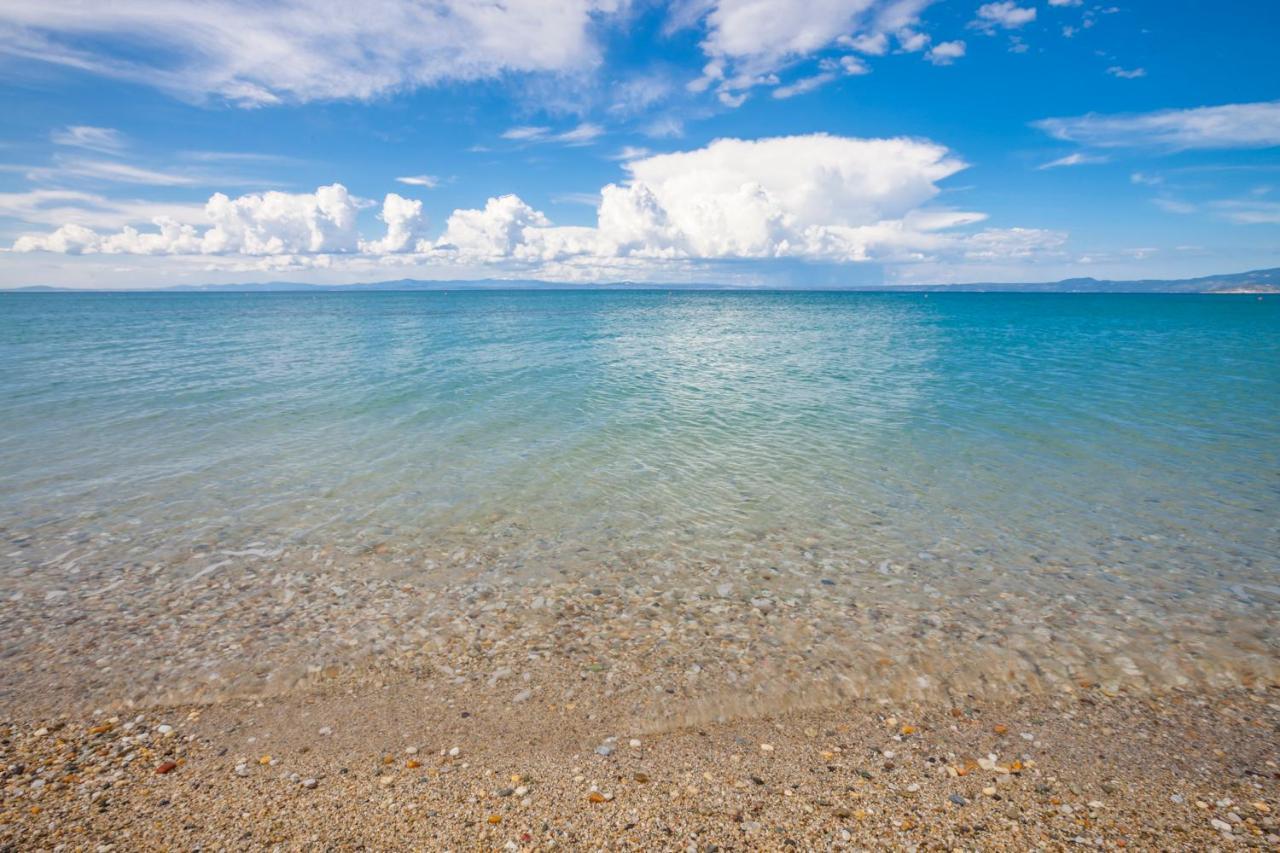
[23,159,201,187]
[1212,200,1280,225]
[608,145,652,161]
[501,123,604,145]
[1152,197,1195,215]
[0,0,622,106]
[50,125,126,153]
[1035,100,1280,150]
[0,189,205,231]
[772,55,870,100]
[1038,152,1108,169]
[395,175,440,188]
[772,72,837,100]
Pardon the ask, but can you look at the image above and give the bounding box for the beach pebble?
[301,778,317,789]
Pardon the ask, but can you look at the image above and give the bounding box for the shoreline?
[3,672,1278,849]
[4,542,1275,719]
[4,545,1278,847]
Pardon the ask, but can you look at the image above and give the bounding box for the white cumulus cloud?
[13,184,364,256]
[604,134,967,260]
[925,40,965,65]
[973,2,1036,31]
[361,194,427,254]
[682,0,936,103]
[840,31,888,55]
[12,223,102,255]
[431,195,553,259]
[12,134,1069,279]
[199,185,360,254]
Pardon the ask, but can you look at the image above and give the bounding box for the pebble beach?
[2,292,1278,849]
[3,668,1278,850]
[2,542,1279,850]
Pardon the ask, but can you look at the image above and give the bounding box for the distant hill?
[6,267,1280,294]
[881,267,1280,294]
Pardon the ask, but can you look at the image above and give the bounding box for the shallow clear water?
[1,291,1278,708]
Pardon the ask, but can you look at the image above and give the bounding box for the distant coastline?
[4,266,1279,295]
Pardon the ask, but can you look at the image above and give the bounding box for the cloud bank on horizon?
[0,0,1276,287]
[12,135,1067,277]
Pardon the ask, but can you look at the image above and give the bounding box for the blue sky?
[0,0,1277,288]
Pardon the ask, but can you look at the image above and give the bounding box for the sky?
[0,0,1277,289]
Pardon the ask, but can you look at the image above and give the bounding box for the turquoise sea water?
[1,291,1278,706]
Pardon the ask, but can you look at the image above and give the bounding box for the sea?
[1,290,1277,708]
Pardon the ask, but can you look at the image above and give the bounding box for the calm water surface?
[1,291,1277,707]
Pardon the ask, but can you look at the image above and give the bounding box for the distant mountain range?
[7,267,1280,294]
